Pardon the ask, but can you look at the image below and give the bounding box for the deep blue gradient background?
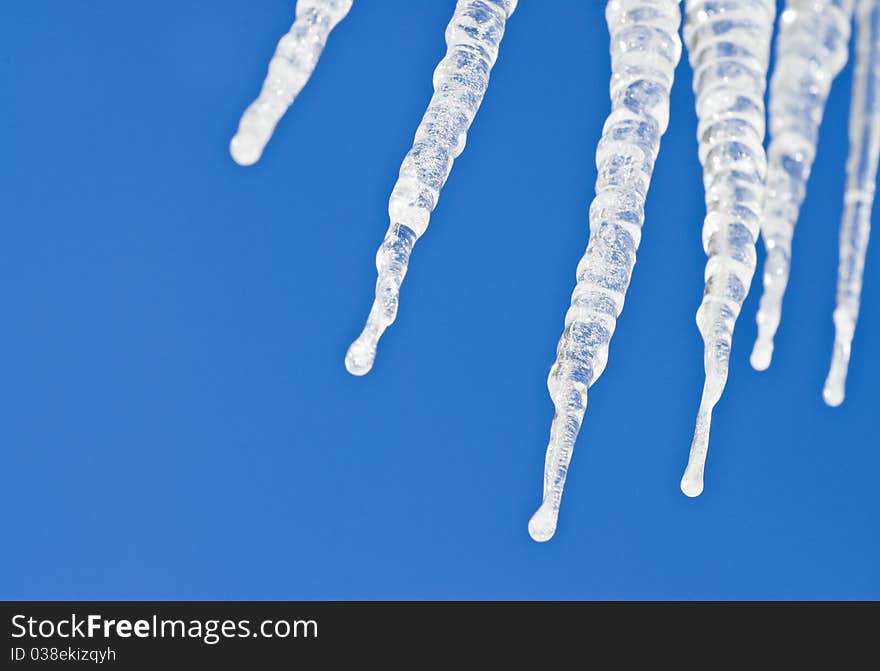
[2,1,877,599]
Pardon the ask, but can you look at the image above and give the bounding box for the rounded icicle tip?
[823,343,850,407]
[822,379,845,407]
[750,340,773,371]
[527,501,558,543]
[229,134,262,167]
[680,469,704,498]
[344,337,376,377]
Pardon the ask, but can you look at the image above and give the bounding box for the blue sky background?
[2,0,877,599]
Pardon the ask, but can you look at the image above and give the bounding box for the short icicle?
[824,0,880,407]
[680,0,775,498]
[346,0,518,376]
[751,0,855,370]
[528,0,683,542]
[230,0,354,166]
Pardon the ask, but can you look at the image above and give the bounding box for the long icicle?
[528,0,682,542]
[680,0,775,498]
[230,0,354,166]
[345,0,518,376]
[824,0,880,406]
[751,0,855,370]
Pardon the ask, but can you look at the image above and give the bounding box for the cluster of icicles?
[231,0,877,542]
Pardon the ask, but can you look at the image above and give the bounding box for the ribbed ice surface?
[527,0,683,542]
[230,0,353,166]
[345,0,518,376]
[751,0,854,371]
[680,0,774,498]
[824,0,880,407]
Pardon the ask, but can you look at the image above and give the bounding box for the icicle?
[230,0,354,166]
[680,0,775,498]
[824,0,880,406]
[345,0,518,376]
[527,0,683,542]
[751,0,855,371]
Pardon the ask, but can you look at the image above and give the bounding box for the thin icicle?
[345,0,517,376]
[528,0,682,542]
[680,0,775,498]
[824,0,880,406]
[751,0,854,370]
[230,0,354,166]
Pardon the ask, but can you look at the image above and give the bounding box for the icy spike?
[529,0,683,541]
[824,0,880,406]
[680,0,775,496]
[347,0,518,375]
[230,0,354,166]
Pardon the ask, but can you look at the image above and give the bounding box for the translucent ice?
[346,0,518,376]
[230,0,354,166]
[528,0,683,542]
[824,0,880,406]
[751,0,854,371]
[680,0,775,498]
